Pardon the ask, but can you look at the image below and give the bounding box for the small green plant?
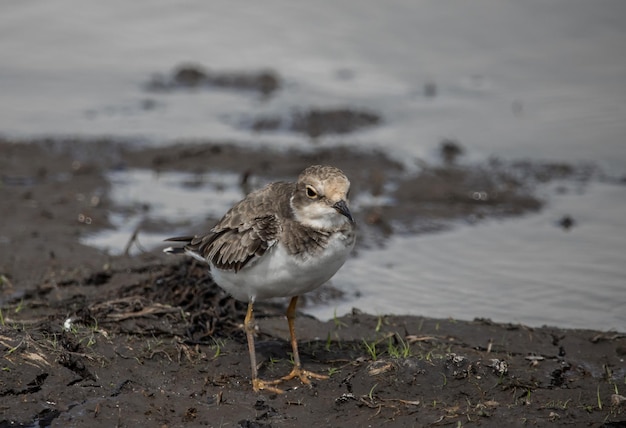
[597,384,603,410]
[5,340,22,356]
[368,383,378,400]
[387,335,411,359]
[0,274,11,287]
[49,332,60,351]
[332,309,347,329]
[375,316,384,333]
[14,299,25,314]
[268,356,281,367]
[327,367,340,377]
[580,404,594,413]
[543,399,571,410]
[82,332,97,348]
[604,364,613,381]
[362,339,378,361]
[0,308,4,326]
[325,332,332,351]
[72,320,100,348]
[210,338,226,359]
[143,336,164,353]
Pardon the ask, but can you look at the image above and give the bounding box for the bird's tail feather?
[164,236,194,243]
[163,236,194,255]
[163,246,186,255]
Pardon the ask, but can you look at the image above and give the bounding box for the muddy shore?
[1,138,624,427]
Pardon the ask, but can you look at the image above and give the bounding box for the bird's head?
[291,165,354,230]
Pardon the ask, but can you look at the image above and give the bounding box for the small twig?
[590,333,626,343]
[405,335,439,343]
[124,225,141,256]
[106,304,179,321]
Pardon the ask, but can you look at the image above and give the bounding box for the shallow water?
[81,169,245,252]
[3,0,626,330]
[315,182,626,331]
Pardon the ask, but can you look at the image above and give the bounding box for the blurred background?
[1,0,625,330]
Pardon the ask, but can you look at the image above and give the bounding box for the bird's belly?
[211,234,354,301]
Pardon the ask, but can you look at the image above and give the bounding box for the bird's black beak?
[332,200,354,224]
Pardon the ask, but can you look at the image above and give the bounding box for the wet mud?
[245,108,382,138]
[146,64,281,97]
[0,138,624,427]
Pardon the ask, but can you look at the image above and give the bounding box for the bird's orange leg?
[244,300,285,394]
[280,296,329,385]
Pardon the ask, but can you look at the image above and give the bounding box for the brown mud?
[0,138,624,427]
[245,108,382,138]
[146,64,281,98]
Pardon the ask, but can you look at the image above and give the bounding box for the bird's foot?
[252,378,285,394]
[252,367,328,393]
[281,366,329,385]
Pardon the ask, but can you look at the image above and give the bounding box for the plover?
[164,165,356,393]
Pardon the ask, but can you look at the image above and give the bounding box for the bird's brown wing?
[194,214,280,272]
[165,182,292,272]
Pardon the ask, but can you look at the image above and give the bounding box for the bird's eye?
[306,185,318,198]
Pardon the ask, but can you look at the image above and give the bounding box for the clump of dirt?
[439,138,465,165]
[245,108,382,138]
[82,260,252,342]
[145,63,281,97]
[387,163,543,234]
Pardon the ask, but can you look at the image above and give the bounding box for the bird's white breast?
[210,232,355,302]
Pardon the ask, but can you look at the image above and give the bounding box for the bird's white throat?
[291,197,349,230]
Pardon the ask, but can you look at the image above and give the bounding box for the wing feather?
[164,182,292,272]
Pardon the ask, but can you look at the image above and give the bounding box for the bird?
[163,165,356,393]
